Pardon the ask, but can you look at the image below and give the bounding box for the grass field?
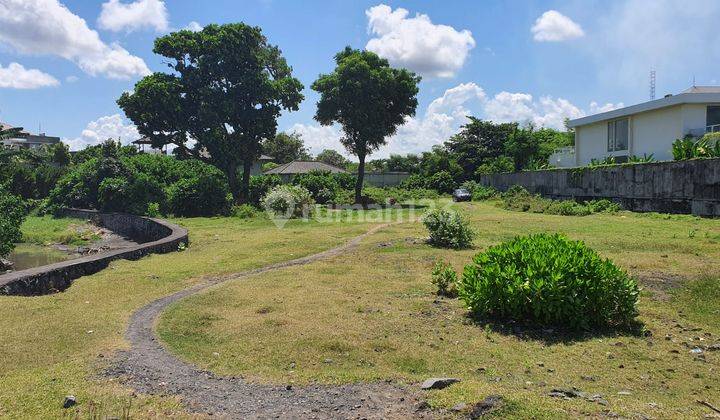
[158,202,720,419]
[0,213,388,419]
[19,216,100,246]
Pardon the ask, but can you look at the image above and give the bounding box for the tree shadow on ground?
[466,313,647,345]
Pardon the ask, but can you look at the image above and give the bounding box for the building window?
[707,106,720,132]
[607,118,628,152]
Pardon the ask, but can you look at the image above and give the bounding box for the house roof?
[264,160,348,175]
[568,86,720,128]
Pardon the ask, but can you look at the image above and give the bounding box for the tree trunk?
[355,153,366,204]
[240,160,253,204]
[226,165,240,203]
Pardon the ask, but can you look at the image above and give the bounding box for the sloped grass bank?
[159,203,720,418]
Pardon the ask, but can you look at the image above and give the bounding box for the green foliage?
[312,46,420,203]
[588,156,617,167]
[231,204,259,219]
[0,186,26,258]
[672,135,720,160]
[628,153,655,163]
[146,202,161,218]
[118,23,304,201]
[422,209,475,249]
[261,185,315,218]
[425,170,455,193]
[501,186,620,216]
[165,166,232,217]
[315,149,350,169]
[249,174,283,205]
[262,132,311,164]
[291,171,340,204]
[458,233,639,330]
[459,181,498,200]
[431,261,458,297]
[98,173,164,214]
[47,151,231,216]
[399,174,427,190]
[475,156,515,176]
[332,172,356,190]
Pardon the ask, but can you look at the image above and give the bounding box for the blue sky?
[1,0,719,158]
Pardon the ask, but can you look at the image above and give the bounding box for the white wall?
[575,104,710,165]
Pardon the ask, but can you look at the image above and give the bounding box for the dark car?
[452,188,472,202]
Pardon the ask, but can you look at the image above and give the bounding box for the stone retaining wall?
[0,210,188,296]
[478,158,720,217]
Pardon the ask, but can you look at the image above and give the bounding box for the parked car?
[452,188,472,202]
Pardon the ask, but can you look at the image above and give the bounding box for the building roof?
[132,137,153,145]
[264,160,348,175]
[568,86,720,128]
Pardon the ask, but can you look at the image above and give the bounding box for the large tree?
[312,47,420,203]
[118,23,303,202]
[262,132,311,164]
[316,149,349,169]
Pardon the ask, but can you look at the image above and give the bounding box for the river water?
[6,244,76,271]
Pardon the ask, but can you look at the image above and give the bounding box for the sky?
[1,0,719,159]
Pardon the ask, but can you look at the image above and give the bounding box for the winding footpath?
[106,224,433,419]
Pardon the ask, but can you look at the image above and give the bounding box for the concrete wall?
[478,158,720,217]
[363,172,410,187]
[575,104,710,165]
[0,210,188,296]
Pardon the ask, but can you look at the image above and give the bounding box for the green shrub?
[627,154,655,163]
[0,186,26,258]
[231,204,259,219]
[249,174,283,205]
[475,156,514,176]
[332,172,357,190]
[165,166,232,217]
[261,185,315,218]
[672,135,720,161]
[98,173,164,215]
[501,186,621,216]
[146,202,161,217]
[425,170,455,193]
[431,261,458,297]
[423,209,475,249]
[399,174,427,190]
[458,233,639,330]
[292,171,339,204]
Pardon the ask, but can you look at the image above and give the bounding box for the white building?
[564,86,720,167]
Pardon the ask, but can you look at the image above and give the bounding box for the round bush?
[292,171,339,204]
[423,209,475,249]
[261,185,315,218]
[458,233,639,330]
[165,166,232,217]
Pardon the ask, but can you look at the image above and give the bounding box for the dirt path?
[106,224,433,419]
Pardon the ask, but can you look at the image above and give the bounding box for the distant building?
[264,160,347,182]
[132,137,167,155]
[565,86,720,166]
[0,122,60,150]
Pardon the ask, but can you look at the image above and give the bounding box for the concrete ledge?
[0,209,188,296]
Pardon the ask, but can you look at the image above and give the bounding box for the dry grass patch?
[0,215,379,418]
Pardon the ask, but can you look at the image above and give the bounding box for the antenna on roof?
[650,70,656,100]
[693,75,696,88]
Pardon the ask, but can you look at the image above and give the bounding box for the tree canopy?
[118,23,303,201]
[316,149,349,169]
[312,47,420,203]
[262,132,311,164]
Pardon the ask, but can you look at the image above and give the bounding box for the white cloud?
[64,114,139,151]
[185,21,203,32]
[484,92,585,129]
[531,10,584,42]
[0,0,150,79]
[589,0,720,86]
[65,75,79,83]
[589,101,624,114]
[288,123,345,157]
[98,0,168,33]
[0,62,59,89]
[365,4,475,78]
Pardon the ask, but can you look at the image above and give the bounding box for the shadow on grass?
[466,313,647,345]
